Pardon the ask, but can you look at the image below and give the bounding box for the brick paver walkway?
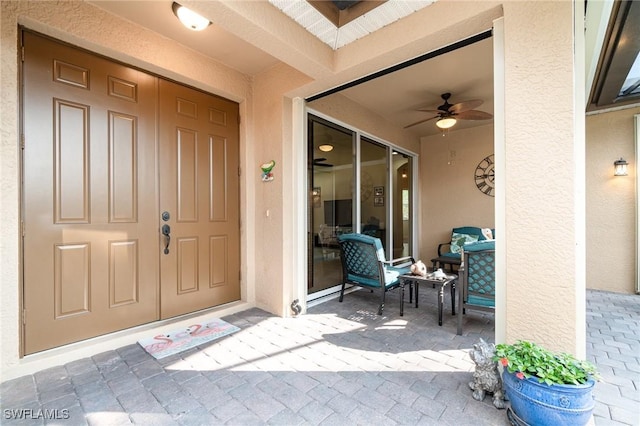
[1,288,638,425]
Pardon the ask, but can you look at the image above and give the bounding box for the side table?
[399,272,457,326]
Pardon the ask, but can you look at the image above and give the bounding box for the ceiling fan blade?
[404,115,439,128]
[457,110,493,120]
[314,157,327,162]
[416,108,443,114]
[449,99,483,114]
[314,162,333,167]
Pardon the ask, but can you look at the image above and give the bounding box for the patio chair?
[457,240,495,335]
[433,226,494,273]
[337,233,414,315]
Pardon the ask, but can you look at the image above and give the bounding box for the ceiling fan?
[404,92,493,129]
[313,158,333,167]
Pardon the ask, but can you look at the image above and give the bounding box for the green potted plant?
[494,340,599,426]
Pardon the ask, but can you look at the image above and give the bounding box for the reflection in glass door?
[360,138,387,251]
[392,151,413,258]
[307,114,416,299]
[308,117,354,295]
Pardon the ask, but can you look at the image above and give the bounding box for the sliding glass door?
[392,151,413,259]
[308,114,416,298]
[308,117,354,294]
[360,138,388,250]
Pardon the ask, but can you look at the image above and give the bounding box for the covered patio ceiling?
[89,1,639,139]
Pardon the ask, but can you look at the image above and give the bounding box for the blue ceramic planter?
[503,370,595,426]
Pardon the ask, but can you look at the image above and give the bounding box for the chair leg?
[339,281,346,302]
[457,287,464,335]
[378,288,386,315]
[451,281,456,316]
[431,261,438,289]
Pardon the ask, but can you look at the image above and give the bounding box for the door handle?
[162,224,171,254]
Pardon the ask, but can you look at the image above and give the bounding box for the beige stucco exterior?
[586,106,640,294]
[420,124,496,259]
[2,0,636,381]
[502,1,586,350]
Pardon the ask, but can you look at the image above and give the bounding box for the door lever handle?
[162,224,171,254]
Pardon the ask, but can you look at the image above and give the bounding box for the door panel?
[22,32,159,354]
[159,79,240,319]
[22,32,241,354]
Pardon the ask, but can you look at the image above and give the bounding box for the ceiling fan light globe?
[436,117,456,129]
[319,144,334,152]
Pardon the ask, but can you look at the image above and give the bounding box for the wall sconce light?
[172,2,211,31]
[614,158,629,176]
[436,116,456,129]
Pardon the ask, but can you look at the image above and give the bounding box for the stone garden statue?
[469,338,506,409]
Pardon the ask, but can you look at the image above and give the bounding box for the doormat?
[138,318,240,359]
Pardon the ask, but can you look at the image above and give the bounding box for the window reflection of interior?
[308,114,415,296]
[309,118,354,296]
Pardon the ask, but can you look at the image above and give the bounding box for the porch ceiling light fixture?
[436,116,457,129]
[614,158,629,176]
[172,2,211,31]
[319,144,334,152]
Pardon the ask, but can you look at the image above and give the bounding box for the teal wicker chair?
[337,233,414,315]
[435,226,494,273]
[457,240,495,335]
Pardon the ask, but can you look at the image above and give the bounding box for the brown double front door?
[22,32,240,355]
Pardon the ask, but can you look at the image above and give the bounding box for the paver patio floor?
[1,288,638,425]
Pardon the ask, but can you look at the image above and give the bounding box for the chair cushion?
[450,232,480,254]
[387,264,412,276]
[439,252,462,260]
[452,227,487,239]
[346,268,401,289]
[464,240,495,252]
[467,294,495,308]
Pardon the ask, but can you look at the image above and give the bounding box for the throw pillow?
[451,232,480,254]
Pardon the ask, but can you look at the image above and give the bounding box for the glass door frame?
[306,109,419,303]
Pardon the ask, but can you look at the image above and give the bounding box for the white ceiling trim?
[269,0,436,50]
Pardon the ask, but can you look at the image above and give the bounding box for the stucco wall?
[586,107,640,294]
[502,1,584,354]
[420,124,495,261]
[252,63,312,315]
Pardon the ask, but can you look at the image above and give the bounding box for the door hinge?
[22,309,27,325]
[20,220,25,237]
[20,134,25,150]
[21,46,25,62]
[237,114,241,125]
[238,166,241,177]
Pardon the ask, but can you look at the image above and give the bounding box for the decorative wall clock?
[474,154,495,197]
